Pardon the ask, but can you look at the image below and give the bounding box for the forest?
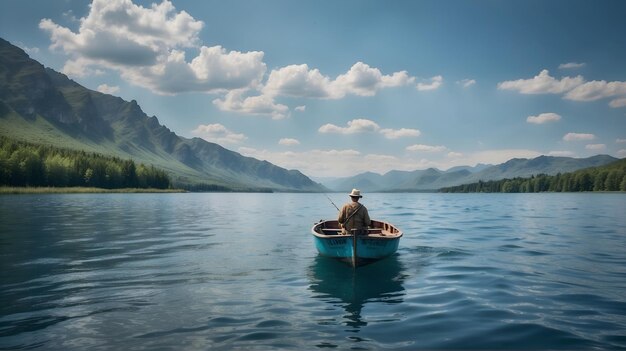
[439,158,626,193]
[0,137,170,189]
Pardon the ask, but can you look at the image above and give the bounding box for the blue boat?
[311,219,403,267]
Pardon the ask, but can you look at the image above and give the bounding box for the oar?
[352,230,357,269]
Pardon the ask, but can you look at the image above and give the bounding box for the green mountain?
[0,38,325,192]
[323,155,618,192]
[440,158,626,193]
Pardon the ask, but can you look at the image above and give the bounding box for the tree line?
[439,159,626,193]
[0,136,170,189]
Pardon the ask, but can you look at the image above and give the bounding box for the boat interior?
[314,220,402,238]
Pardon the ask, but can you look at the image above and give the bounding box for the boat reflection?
[307,254,406,329]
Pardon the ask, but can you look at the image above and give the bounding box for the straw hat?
[348,189,362,198]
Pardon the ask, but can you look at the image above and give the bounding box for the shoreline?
[0,187,187,194]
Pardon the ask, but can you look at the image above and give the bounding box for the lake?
[1,193,625,350]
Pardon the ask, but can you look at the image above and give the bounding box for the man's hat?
[348,189,362,198]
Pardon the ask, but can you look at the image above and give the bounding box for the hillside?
[0,38,325,192]
[323,155,618,192]
[440,158,626,192]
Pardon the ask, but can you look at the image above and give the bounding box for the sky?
[1,0,626,178]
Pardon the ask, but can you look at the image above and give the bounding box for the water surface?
[1,193,625,350]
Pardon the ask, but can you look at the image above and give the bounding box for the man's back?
[338,202,371,234]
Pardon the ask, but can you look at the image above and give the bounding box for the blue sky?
[1,0,626,177]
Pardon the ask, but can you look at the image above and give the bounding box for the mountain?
[0,38,325,192]
[323,155,619,192]
[440,158,626,193]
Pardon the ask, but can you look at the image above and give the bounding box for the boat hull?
[311,220,402,267]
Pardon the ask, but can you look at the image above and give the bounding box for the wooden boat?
[311,219,403,267]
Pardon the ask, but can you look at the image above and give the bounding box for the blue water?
[1,193,625,350]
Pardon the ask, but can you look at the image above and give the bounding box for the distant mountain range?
[0,38,325,192]
[321,155,619,192]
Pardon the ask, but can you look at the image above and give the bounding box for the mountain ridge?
[322,154,619,192]
[0,37,325,192]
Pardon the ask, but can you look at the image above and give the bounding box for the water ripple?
[0,193,625,350]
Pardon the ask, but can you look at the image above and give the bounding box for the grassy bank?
[0,186,186,194]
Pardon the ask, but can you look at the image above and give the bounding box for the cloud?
[39,0,266,95]
[380,128,421,139]
[238,147,545,178]
[463,149,542,166]
[416,75,443,91]
[564,80,626,102]
[497,69,584,94]
[526,112,561,124]
[279,138,300,146]
[263,62,414,99]
[617,149,626,158]
[191,123,247,144]
[559,62,586,69]
[16,42,40,55]
[318,118,380,134]
[457,79,476,88]
[237,147,419,177]
[585,144,606,151]
[406,144,447,152]
[295,105,306,112]
[213,89,289,119]
[121,47,266,95]
[563,132,595,141]
[333,62,415,96]
[96,84,120,94]
[498,69,626,108]
[616,138,626,143]
[609,98,626,108]
[548,150,576,157]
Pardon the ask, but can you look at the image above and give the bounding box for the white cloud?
[462,149,542,166]
[16,42,40,55]
[39,0,266,95]
[497,69,584,94]
[406,144,447,152]
[318,119,380,134]
[295,105,306,112]
[191,123,247,144]
[565,80,626,102]
[279,138,300,146]
[334,62,415,96]
[263,64,332,98]
[380,128,421,139]
[616,138,626,143]
[559,62,586,69]
[585,144,606,151]
[617,149,626,158]
[263,62,414,99]
[237,146,547,178]
[122,47,266,95]
[457,79,476,88]
[416,75,443,91]
[526,112,562,124]
[499,70,626,108]
[213,89,289,119]
[609,98,626,108]
[563,133,595,141]
[548,150,576,157]
[96,84,120,94]
[237,147,421,177]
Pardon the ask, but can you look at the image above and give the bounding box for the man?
[338,188,371,235]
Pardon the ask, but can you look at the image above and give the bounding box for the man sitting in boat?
[338,189,371,235]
